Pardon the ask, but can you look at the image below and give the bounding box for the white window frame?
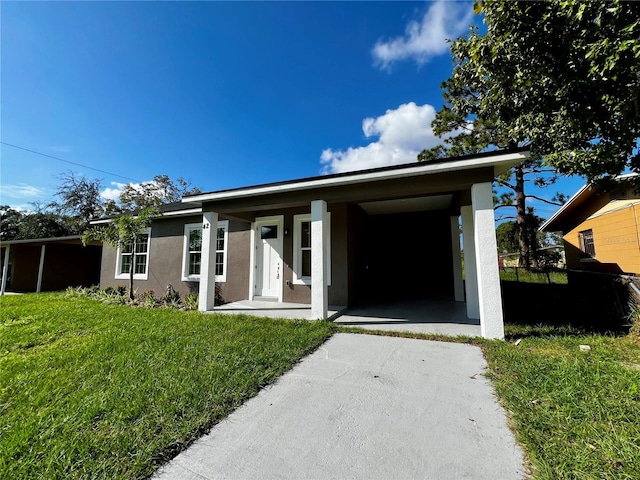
[292,213,331,286]
[115,228,151,280]
[182,221,229,282]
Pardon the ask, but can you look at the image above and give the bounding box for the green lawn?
[0,293,334,479]
[484,326,640,480]
[3,293,638,480]
[499,267,568,284]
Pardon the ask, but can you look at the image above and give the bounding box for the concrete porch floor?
[336,298,481,337]
[212,298,480,337]
[212,300,347,321]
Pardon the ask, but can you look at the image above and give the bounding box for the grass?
[0,293,334,479]
[499,267,568,284]
[482,326,640,480]
[3,293,638,480]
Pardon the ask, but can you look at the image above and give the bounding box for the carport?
[0,236,102,294]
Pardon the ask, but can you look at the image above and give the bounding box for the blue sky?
[1,1,584,218]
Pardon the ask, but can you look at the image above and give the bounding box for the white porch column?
[198,211,219,312]
[450,216,464,302]
[461,206,479,319]
[471,182,504,339]
[36,245,46,293]
[1,246,10,295]
[311,199,328,319]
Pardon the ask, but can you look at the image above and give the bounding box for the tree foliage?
[1,205,78,240]
[111,175,201,213]
[420,0,640,180]
[83,207,159,300]
[419,0,639,267]
[49,172,105,221]
[1,174,200,242]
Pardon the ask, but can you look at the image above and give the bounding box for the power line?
[1,141,141,183]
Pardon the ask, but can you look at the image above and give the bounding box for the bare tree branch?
[525,194,563,206]
[497,180,516,190]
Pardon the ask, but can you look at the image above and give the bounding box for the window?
[292,213,330,285]
[578,229,596,258]
[115,229,151,280]
[183,221,229,281]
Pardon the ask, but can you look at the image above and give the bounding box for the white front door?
[254,217,283,298]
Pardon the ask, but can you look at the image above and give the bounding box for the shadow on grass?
[501,280,631,340]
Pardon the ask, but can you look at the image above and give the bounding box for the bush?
[139,290,157,308]
[184,292,199,311]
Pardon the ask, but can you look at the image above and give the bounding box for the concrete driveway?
[153,334,525,480]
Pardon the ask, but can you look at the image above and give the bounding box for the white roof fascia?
[185,151,529,204]
[0,235,84,246]
[89,207,203,225]
[539,183,590,232]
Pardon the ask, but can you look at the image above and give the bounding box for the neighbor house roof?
[0,235,102,247]
[184,149,530,204]
[539,173,638,232]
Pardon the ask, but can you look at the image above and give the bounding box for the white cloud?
[100,182,128,201]
[0,183,46,199]
[100,180,171,203]
[320,102,445,174]
[372,0,474,69]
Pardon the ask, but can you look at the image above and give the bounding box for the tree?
[82,207,159,300]
[421,0,640,180]
[114,175,201,212]
[0,204,75,240]
[49,172,105,234]
[492,164,566,268]
[495,221,519,254]
[0,206,24,241]
[81,174,199,299]
[418,0,640,267]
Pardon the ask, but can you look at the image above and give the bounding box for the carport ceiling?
[359,194,453,215]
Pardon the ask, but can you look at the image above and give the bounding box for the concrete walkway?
[153,334,525,480]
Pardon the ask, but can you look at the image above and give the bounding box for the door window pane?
[302,250,311,277]
[261,225,278,239]
[301,221,311,248]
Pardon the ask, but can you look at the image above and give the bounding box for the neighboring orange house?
[540,174,640,275]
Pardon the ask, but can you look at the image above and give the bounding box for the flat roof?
[0,235,101,246]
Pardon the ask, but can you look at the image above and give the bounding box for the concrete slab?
[153,334,525,480]
[211,300,346,321]
[335,299,481,337]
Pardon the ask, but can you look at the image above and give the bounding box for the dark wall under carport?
[9,243,102,292]
[350,209,454,304]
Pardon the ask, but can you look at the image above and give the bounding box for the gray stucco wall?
[100,215,201,298]
[98,204,453,307]
[222,221,252,303]
[99,215,251,301]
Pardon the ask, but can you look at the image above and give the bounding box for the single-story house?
[97,149,530,339]
[0,235,102,294]
[540,173,639,275]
